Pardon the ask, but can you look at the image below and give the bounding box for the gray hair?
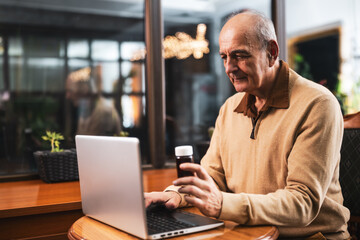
[227,9,277,49]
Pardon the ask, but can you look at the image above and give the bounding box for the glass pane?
[8,37,23,57]
[0,36,3,56]
[25,36,65,58]
[286,0,360,114]
[68,39,89,58]
[121,62,145,93]
[120,42,145,61]
[91,40,119,61]
[121,95,145,128]
[68,59,90,72]
[0,0,147,179]
[9,57,65,92]
[0,58,3,90]
[121,61,132,78]
[72,96,121,136]
[163,0,271,160]
[92,61,120,93]
[0,36,3,90]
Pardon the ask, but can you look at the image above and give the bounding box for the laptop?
[75,135,224,239]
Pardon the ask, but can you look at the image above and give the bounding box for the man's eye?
[236,55,249,59]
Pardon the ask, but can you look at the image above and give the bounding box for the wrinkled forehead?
[219,27,256,53]
[219,14,260,53]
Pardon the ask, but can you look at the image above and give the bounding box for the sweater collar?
[234,60,290,118]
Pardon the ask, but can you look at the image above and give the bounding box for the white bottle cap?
[175,145,193,156]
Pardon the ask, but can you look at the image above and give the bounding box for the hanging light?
[131,23,209,61]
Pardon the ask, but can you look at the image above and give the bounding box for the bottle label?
[176,156,194,178]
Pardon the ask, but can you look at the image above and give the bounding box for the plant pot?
[33,149,78,183]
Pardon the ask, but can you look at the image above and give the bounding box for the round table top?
[68,209,279,240]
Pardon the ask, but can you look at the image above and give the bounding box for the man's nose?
[225,58,238,74]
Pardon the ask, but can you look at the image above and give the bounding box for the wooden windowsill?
[0,179,82,218]
[0,168,178,218]
[0,168,178,239]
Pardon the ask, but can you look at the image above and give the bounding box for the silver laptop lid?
[75,135,148,239]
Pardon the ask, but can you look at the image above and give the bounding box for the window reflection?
[68,59,90,72]
[122,62,145,93]
[0,1,147,179]
[9,36,65,92]
[91,40,119,61]
[121,61,132,78]
[120,61,145,128]
[8,37,23,56]
[68,39,89,58]
[25,36,65,58]
[119,41,146,135]
[93,61,119,93]
[0,36,3,90]
[120,42,145,60]
[121,95,145,128]
[0,36,3,55]
[22,57,65,91]
[65,65,121,136]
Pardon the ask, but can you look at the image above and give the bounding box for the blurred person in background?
[66,65,121,136]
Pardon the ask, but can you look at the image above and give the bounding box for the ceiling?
[0,0,265,22]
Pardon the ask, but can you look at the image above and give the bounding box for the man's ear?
[266,40,279,67]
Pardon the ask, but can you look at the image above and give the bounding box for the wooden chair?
[340,112,360,239]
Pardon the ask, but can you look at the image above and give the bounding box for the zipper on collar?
[250,112,262,139]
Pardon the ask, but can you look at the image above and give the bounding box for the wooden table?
[68,168,279,240]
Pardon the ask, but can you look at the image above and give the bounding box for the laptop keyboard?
[146,209,197,234]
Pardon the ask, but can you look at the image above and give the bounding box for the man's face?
[219,18,269,94]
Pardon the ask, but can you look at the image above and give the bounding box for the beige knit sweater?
[202,65,349,239]
[167,62,349,239]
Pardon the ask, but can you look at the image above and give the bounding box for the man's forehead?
[219,30,252,53]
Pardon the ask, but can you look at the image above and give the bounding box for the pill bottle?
[175,145,194,178]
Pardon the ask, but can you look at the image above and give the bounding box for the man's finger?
[144,191,175,208]
[173,176,211,192]
[164,196,179,209]
[180,163,211,181]
[178,185,207,200]
[183,195,203,209]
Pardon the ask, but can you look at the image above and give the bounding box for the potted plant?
[33,131,78,183]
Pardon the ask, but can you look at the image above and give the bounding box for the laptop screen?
[76,135,148,239]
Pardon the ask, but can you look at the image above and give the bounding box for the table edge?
[0,201,82,218]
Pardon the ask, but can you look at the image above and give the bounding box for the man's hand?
[144,191,181,209]
[173,163,223,218]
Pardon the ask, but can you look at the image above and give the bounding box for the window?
[0,2,146,179]
[9,36,66,92]
[120,42,146,129]
[0,36,4,91]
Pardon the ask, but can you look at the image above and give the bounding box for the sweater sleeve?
[218,96,344,227]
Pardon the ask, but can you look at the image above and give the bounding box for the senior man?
[145,10,350,239]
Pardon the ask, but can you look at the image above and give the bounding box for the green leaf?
[42,131,64,151]
[294,53,304,63]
